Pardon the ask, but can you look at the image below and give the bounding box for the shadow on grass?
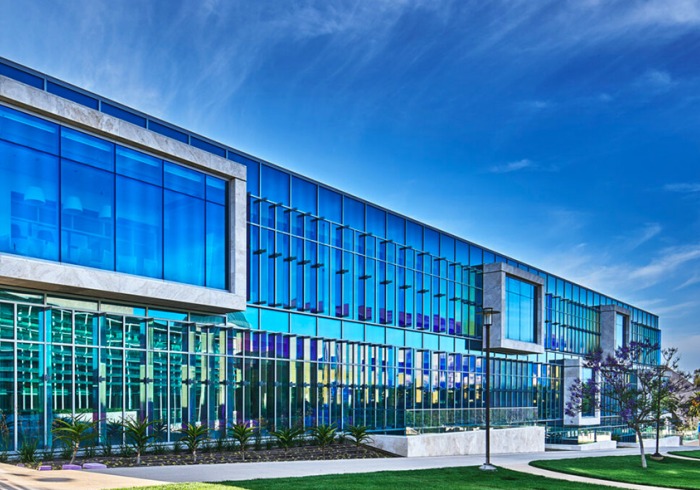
[118,466,618,490]
[531,454,700,490]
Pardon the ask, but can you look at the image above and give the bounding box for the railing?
[405,407,537,432]
[546,425,687,445]
[546,425,628,444]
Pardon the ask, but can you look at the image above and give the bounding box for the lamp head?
[480,307,499,328]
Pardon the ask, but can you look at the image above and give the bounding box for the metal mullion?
[166,323,171,443]
[71,310,76,419]
[12,303,18,452]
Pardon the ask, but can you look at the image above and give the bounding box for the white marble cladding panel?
[0,76,245,181]
[230,179,247,299]
[0,254,245,313]
[545,441,617,451]
[599,304,630,359]
[618,436,681,449]
[0,75,247,312]
[369,426,544,457]
[563,357,601,426]
[482,262,545,354]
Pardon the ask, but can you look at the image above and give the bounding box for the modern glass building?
[0,57,660,450]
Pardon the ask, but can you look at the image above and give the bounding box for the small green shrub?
[18,439,39,464]
[100,440,113,457]
[228,423,255,461]
[311,424,337,449]
[51,415,97,464]
[121,416,159,465]
[347,425,372,446]
[179,423,209,463]
[214,436,227,453]
[271,426,304,451]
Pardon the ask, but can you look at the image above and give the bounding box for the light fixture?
[479,306,500,472]
[63,195,83,214]
[99,205,112,220]
[24,186,46,205]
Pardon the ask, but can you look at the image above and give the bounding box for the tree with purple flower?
[566,342,685,469]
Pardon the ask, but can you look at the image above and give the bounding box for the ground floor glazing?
[0,293,564,450]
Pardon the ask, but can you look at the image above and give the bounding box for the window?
[505,276,536,342]
[581,367,595,417]
[615,313,627,349]
[0,105,228,289]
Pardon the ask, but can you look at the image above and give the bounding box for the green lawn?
[531,454,700,489]
[118,466,617,490]
[669,449,700,459]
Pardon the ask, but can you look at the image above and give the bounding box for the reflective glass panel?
[205,201,226,289]
[291,176,317,215]
[0,140,59,260]
[261,164,290,206]
[0,104,58,154]
[164,161,205,198]
[116,176,163,278]
[505,276,535,343]
[615,313,626,349]
[206,175,226,205]
[319,187,341,223]
[164,190,205,285]
[366,205,386,238]
[343,196,364,231]
[60,160,114,269]
[61,127,114,171]
[116,146,162,185]
[387,213,405,245]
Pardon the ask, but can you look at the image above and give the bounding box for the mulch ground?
[39,441,397,469]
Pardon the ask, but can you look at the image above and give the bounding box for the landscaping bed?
[31,441,395,470]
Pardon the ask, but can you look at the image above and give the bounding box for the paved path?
[93,445,700,487]
[1,444,698,489]
[0,462,163,490]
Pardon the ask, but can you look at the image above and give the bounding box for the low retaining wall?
[369,426,544,457]
[545,440,617,451]
[618,435,681,449]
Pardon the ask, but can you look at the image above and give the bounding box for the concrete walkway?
[1,444,698,489]
[92,445,700,488]
[0,462,164,490]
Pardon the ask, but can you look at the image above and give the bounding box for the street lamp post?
[480,307,499,472]
[653,369,663,459]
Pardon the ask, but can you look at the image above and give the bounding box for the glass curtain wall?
[0,104,227,289]
[0,293,567,449]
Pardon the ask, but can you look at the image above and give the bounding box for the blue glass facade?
[0,57,662,450]
[0,104,227,289]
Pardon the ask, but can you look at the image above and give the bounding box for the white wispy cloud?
[535,242,700,301]
[489,159,534,173]
[622,222,662,251]
[649,300,700,318]
[517,99,554,111]
[488,158,560,174]
[635,69,677,93]
[675,272,700,291]
[629,245,700,282]
[624,0,700,28]
[664,183,700,193]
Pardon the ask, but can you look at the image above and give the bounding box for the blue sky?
[1,0,699,370]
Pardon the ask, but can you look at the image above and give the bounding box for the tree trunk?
[71,444,78,465]
[136,450,141,466]
[193,448,197,463]
[636,429,647,469]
